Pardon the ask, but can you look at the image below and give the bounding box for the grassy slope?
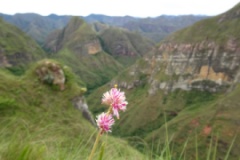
[45,17,124,91]
[164,3,240,45]
[0,13,71,45]
[99,27,155,66]
[87,63,240,159]
[0,18,44,57]
[88,5,240,159]
[145,86,240,160]
[0,18,45,75]
[0,62,145,160]
[52,48,123,91]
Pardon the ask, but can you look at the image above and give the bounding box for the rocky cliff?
[112,3,240,93]
[87,3,240,159]
[44,17,124,90]
[146,39,240,93]
[45,17,102,55]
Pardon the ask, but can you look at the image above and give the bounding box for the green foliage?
[88,77,240,159]
[0,96,18,116]
[6,65,26,76]
[0,63,145,160]
[1,143,45,160]
[0,13,71,45]
[0,18,45,71]
[183,89,215,106]
[100,27,154,66]
[44,17,125,92]
[164,3,240,45]
[52,48,123,92]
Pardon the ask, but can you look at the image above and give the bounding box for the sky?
[0,0,239,17]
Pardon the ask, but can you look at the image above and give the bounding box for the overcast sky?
[0,0,239,17]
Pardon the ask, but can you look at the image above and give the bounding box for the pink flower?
[102,88,128,118]
[96,112,115,133]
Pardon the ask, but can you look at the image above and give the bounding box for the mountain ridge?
[0,13,207,44]
[0,59,146,159]
[44,17,124,90]
[87,2,240,159]
[0,17,45,74]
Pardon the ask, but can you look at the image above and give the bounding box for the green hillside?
[100,27,155,66]
[0,13,71,45]
[164,3,240,45]
[85,14,207,42]
[1,2,240,160]
[0,61,145,160]
[87,3,240,159]
[45,17,124,91]
[87,69,240,159]
[53,48,123,91]
[0,13,207,44]
[0,18,45,75]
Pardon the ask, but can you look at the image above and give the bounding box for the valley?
[0,2,240,160]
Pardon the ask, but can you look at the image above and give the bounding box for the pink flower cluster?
[96,113,114,133]
[102,88,128,119]
[96,87,128,133]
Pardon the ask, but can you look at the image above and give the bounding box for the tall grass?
[0,104,147,160]
[118,121,237,160]
[0,103,237,160]
[0,66,238,160]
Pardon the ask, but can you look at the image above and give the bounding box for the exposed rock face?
[157,40,240,79]
[151,40,240,93]
[72,96,96,126]
[35,60,65,91]
[111,38,240,94]
[44,17,102,55]
[86,40,102,54]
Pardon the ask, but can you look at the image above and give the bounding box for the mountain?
[99,27,155,65]
[0,15,145,159]
[91,22,110,33]
[84,14,138,26]
[0,60,145,159]
[44,17,124,90]
[0,13,207,44]
[84,14,207,42]
[122,15,207,42]
[87,3,240,159]
[0,13,71,45]
[0,17,45,75]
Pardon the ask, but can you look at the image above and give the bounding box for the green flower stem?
[88,130,102,160]
[88,94,114,160]
[107,106,113,115]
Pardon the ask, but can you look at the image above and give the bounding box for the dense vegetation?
[1,2,240,159]
[0,18,45,75]
[88,75,240,160]
[164,3,240,45]
[87,3,240,159]
[0,62,145,160]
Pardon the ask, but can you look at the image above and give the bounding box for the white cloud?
[0,0,239,17]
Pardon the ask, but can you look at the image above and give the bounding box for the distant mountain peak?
[45,17,102,55]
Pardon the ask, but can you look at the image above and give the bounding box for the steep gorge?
[87,3,240,159]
